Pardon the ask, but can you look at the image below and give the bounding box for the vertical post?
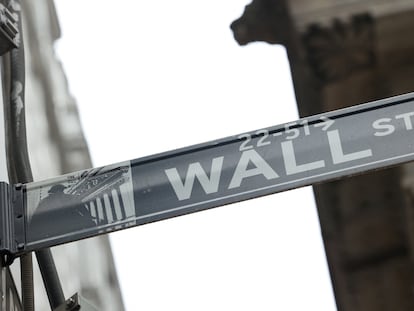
[1,1,65,309]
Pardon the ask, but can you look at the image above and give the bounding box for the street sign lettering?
[2,92,414,257]
[157,97,414,207]
[164,125,376,202]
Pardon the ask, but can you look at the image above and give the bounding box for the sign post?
[3,92,414,259]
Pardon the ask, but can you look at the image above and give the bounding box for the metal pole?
[2,1,65,309]
[2,32,35,311]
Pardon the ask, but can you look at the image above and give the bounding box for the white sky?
[54,1,337,310]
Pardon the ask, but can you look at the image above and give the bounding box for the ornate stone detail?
[230,0,293,46]
[303,14,375,82]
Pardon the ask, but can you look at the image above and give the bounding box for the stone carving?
[303,14,376,82]
[230,0,293,46]
[230,0,322,117]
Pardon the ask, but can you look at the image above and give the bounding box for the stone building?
[0,0,124,310]
[231,0,414,310]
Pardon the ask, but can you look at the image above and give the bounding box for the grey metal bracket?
[0,182,24,265]
[0,3,19,55]
[54,293,98,311]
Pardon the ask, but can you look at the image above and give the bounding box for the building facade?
[231,1,414,310]
[0,0,124,309]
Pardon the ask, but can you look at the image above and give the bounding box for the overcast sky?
[54,1,337,310]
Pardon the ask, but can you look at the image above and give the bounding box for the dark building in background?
[232,1,414,310]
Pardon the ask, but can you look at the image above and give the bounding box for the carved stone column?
[231,1,414,310]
